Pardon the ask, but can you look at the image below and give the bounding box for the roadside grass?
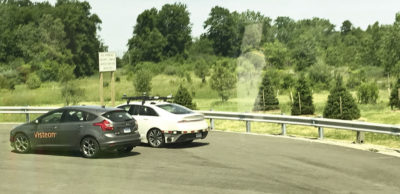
[1,71,400,148]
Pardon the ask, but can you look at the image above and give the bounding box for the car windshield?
[103,111,133,122]
[157,104,193,114]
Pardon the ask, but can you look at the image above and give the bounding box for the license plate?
[123,128,131,133]
[196,133,202,138]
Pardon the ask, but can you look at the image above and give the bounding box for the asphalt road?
[1,124,400,194]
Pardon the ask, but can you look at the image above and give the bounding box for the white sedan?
[117,101,209,147]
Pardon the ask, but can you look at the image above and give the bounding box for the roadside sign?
[99,52,116,72]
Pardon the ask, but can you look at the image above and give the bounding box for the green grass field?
[1,70,400,148]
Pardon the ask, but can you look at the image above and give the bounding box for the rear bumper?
[99,132,141,151]
[163,129,208,143]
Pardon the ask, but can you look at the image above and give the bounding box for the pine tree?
[174,85,196,110]
[291,75,315,115]
[323,76,360,120]
[253,73,279,111]
[389,78,400,109]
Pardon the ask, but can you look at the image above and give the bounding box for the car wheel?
[14,133,31,153]
[147,128,165,148]
[81,137,100,158]
[117,145,134,154]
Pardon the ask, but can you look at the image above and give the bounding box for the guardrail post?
[356,131,365,144]
[281,113,286,136]
[25,105,30,122]
[281,123,286,136]
[210,118,214,130]
[318,127,324,139]
[317,116,323,140]
[246,121,251,133]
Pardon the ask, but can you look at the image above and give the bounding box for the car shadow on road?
[11,150,141,159]
[140,142,210,149]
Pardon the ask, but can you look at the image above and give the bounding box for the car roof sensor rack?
[122,93,173,105]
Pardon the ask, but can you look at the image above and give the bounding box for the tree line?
[0,0,105,90]
[2,1,400,116]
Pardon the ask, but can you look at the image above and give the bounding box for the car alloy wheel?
[14,134,30,153]
[147,129,164,148]
[81,137,100,158]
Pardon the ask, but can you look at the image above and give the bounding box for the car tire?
[14,133,31,153]
[147,128,165,148]
[81,137,100,158]
[117,145,134,154]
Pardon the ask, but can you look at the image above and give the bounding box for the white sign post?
[99,52,117,106]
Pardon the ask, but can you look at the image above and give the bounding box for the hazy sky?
[35,0,400,56]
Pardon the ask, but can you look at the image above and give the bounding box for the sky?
[35,0,400,57]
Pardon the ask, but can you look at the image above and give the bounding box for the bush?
[134,69,152,95]
[307,63,332,90]
[174,85,196,110]
[357,82,378,104]
[291,75,314,115]
[323,76,360,120]
[210,59,237,101]
[389,78,400,109]
[253,73,279,111]
[61,82,84,105]
[26,73,41,89]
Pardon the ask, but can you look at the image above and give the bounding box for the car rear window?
[102,111,133,122]
[156,104,193,114]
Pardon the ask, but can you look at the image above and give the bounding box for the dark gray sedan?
[9,106,141,158]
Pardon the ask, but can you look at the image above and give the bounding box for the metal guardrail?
[0,106,56,122]
[1,107,400,143]
[198,111,400,142]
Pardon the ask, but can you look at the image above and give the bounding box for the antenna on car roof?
[122,94,173,105]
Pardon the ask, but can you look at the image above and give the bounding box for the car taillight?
[93,120,114,131]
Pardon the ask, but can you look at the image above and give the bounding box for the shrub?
[210,59,237,101]
[61,82,84,105]
[0,74,16,90]
[291,75,315,115]
[134,69,152,95]
[323,76,360,120]
[174,85,196,110]
[389,78,400,109]
[357,82,378,104]
[253,73,279,111]
[26,73,41,89]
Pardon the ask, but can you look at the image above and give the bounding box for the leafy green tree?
[253,73,279,111]
[389,78,400,109]
[55,0,103,77]
[210,59,237,101]
[204,6,240,57]
[174,85,196,109]
[128,29,167,63]
[134,69,152,95]
[341,20,353,35]
[26,73,41,89]
[323,76,360,120]
[291,75,315,115]
[157,3,192,57]
[274,16,296,45]
[263,40,289,68]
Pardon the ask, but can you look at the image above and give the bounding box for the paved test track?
[0,124,400,194]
